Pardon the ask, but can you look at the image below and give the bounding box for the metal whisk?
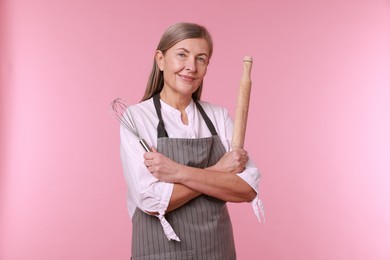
[110,98,151,152]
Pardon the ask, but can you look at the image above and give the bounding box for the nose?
[185,57,197,72]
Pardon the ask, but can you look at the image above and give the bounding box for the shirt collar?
[160,98,195,116]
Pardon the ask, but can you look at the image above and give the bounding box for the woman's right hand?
[208,149,249,173]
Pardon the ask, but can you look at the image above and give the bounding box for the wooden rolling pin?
[231,56,253,150]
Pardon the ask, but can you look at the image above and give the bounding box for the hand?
[209,149,248,173]
[143,147,182,182]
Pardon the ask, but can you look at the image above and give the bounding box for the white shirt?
[120,97,265,240]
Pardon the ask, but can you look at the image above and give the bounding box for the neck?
[160,88,192,112]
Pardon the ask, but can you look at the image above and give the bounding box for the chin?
[176,86,199,96]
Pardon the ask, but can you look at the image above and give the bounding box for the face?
[156,38,210,99]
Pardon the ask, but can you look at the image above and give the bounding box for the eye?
[196,56,208,65]
[177,52,187,59]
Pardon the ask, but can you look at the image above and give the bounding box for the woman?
[120,22,264,260]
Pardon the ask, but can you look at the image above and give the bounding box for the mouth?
[178,74,196,82]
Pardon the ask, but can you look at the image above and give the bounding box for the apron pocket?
[132,249,196,260]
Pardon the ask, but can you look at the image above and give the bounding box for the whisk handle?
[140,139,152,152]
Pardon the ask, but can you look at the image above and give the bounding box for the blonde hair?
[141,22,213,101]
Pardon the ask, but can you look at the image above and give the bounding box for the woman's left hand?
[144,147,182,182]
[207,149,248,174]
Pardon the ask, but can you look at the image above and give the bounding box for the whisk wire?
[110,98,151,152]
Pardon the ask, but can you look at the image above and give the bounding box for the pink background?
[1,0,390,259]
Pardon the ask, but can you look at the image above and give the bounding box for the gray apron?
[131,94,236,260]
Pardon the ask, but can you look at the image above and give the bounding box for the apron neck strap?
[152,93,218,137]
[153,93,169,138]
[194,101,218,136]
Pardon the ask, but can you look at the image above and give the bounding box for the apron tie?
[157,211,181,242]
[252,196,265,223]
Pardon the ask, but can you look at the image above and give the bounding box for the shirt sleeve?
[222,108,266,222]
[119,123,173,216]
[221,108,260,189]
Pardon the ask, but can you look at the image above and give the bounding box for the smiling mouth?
[178,75,196,82]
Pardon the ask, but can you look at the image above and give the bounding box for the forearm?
[147,169,253,216]
[177,165,256,202]
[144,148,257,205]
[166,184,201,212]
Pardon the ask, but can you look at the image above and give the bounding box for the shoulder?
[197,100,232,134]
[129,98,156,118]
[197,100,233,148]
[125,98,158,133]
[131,97,154,110]
[197,100,229,119]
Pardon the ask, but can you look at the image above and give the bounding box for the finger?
[144,160,152,167]
[143,147,159,159]
[146,165,155,174]
[235,148,247,155]
[144,152,153,160]
[243,155,249,164]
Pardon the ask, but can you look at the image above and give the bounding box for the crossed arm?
[144,147,257,213]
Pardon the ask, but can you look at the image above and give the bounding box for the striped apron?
[131,94,236,260]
